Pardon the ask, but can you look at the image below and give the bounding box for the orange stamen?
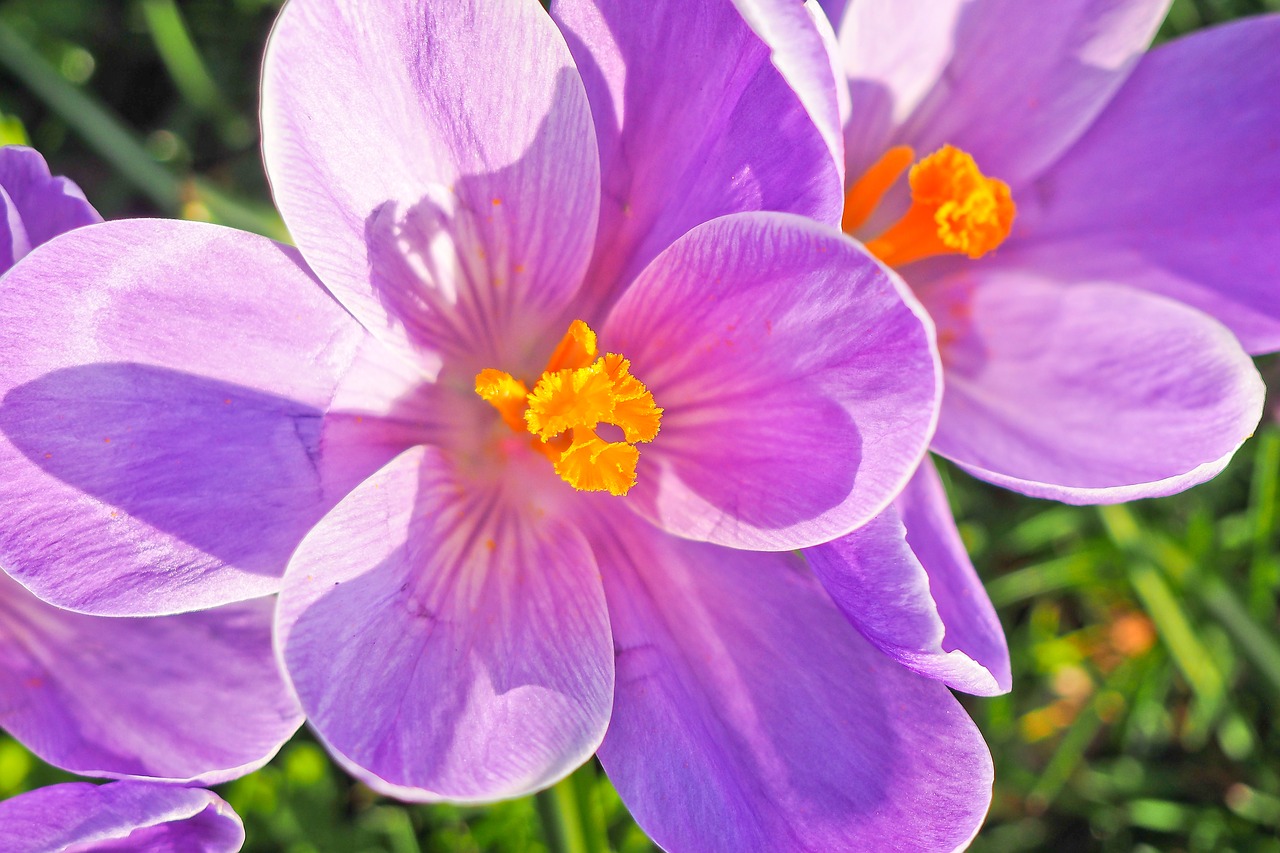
[860,145,1016,268]
[842,145,915,233]
[474,320,662,496]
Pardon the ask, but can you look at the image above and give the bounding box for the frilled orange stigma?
[474,321,662,496]
[855,145,1016,268]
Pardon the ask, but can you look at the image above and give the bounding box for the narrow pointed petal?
[605,212,939,550]
[833,0,1170,189]
[0,219,396,616]
[587,508,993,852]
[0,782,243,853]
[1010,15,1280,354]
[0,145,100,265]
[0,572,301,784]
[806,457,1010,696]
[552,0,842,312]
[262,0,599,369]
[924,272,1264,503]
[276,446,613,802]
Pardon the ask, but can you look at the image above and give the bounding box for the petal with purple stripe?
[276,445,613,802]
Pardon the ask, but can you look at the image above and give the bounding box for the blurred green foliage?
[1,0,1279,849]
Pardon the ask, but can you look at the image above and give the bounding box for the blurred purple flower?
[0,146,302,783]
[0,1,995,848]
[818,0,1269,504]
[0,781,242,853]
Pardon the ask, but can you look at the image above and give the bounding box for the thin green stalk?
[535,764,610,853]
[0,19,180,209]
[138,0,228,117]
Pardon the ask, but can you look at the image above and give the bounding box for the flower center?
[844,144,1016,268]
[475,320,663,496]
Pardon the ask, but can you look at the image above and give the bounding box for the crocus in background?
[0,781,243,852]
[780,0,1275,700]
[0,0,998,849]
[0,146,303,784]
[816,0,1270,504]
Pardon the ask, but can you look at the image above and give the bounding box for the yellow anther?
[474,320,662,495]
[474,369,529,433]
[861,145,1016,268]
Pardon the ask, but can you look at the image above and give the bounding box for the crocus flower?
[1,0,994,848]
[0,781,243,852]
[0,146,302,783]
[817,0,1269,504]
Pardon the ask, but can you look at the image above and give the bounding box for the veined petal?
[586,507,993,852]
[276,445,613,802]
[0,781,243,853]
[924,271,1264,503]
[806,457,1010,696]
[832,0,1170,197]
[0,572,301,784]
[0,145,100,265]
[1010,14,1280,355]
[604,212,939,550]
[552,0,841,315]
[0,219,397,615]
[263,0,599,371]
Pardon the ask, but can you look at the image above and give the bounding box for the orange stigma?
[475,320,663,496]
[847,145,1016,268]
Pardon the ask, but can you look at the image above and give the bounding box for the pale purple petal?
[924,270,1264,502]
[588,507,993,852]
[0,571,301,784]
[552,0,842,315]
[806,457,1010,696]
[0,145,100,267]
[0,219,404,616]
[262,0,599,369]
[276,446,613,802]
[1009,14,1280,354]
[604,212,939,550]
[833,0,1170,191]
[0,782,242,853]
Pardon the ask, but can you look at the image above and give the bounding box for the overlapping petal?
[276,446,613,802]
[1009,14,1280,354]
[0,219,396,615]
[831,0,1170,193]
[604,212,939,550]
[806,457,1010,696]
[0,572,300,784]
[552,0,842,313]
[0,781,243,853]
[262,0,599,370]
[921,271,1264,502]
[587,507,993,852]
[0,145,100,268]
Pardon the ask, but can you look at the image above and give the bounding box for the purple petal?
[262,0,599,368]
[276,445,613,802]
[590,508,993,852]
[1009,14,1280,355]
[552,0,842,314]
[0,219,401,616]
[0,145,100,268]
[604,212,939,550]
[0,782,242,853]
[0,571,302,784]
[924,270,1264,502]
[806,457,1010,696]
[833,0,1170,191]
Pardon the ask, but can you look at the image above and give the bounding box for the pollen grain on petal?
[865,144,1015,268]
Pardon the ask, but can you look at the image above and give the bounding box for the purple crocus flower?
[0,146,302,783]
[1,1,994,848]
[768,1,1276,701]
[0,781,243,852]
[818,0,1270,504]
